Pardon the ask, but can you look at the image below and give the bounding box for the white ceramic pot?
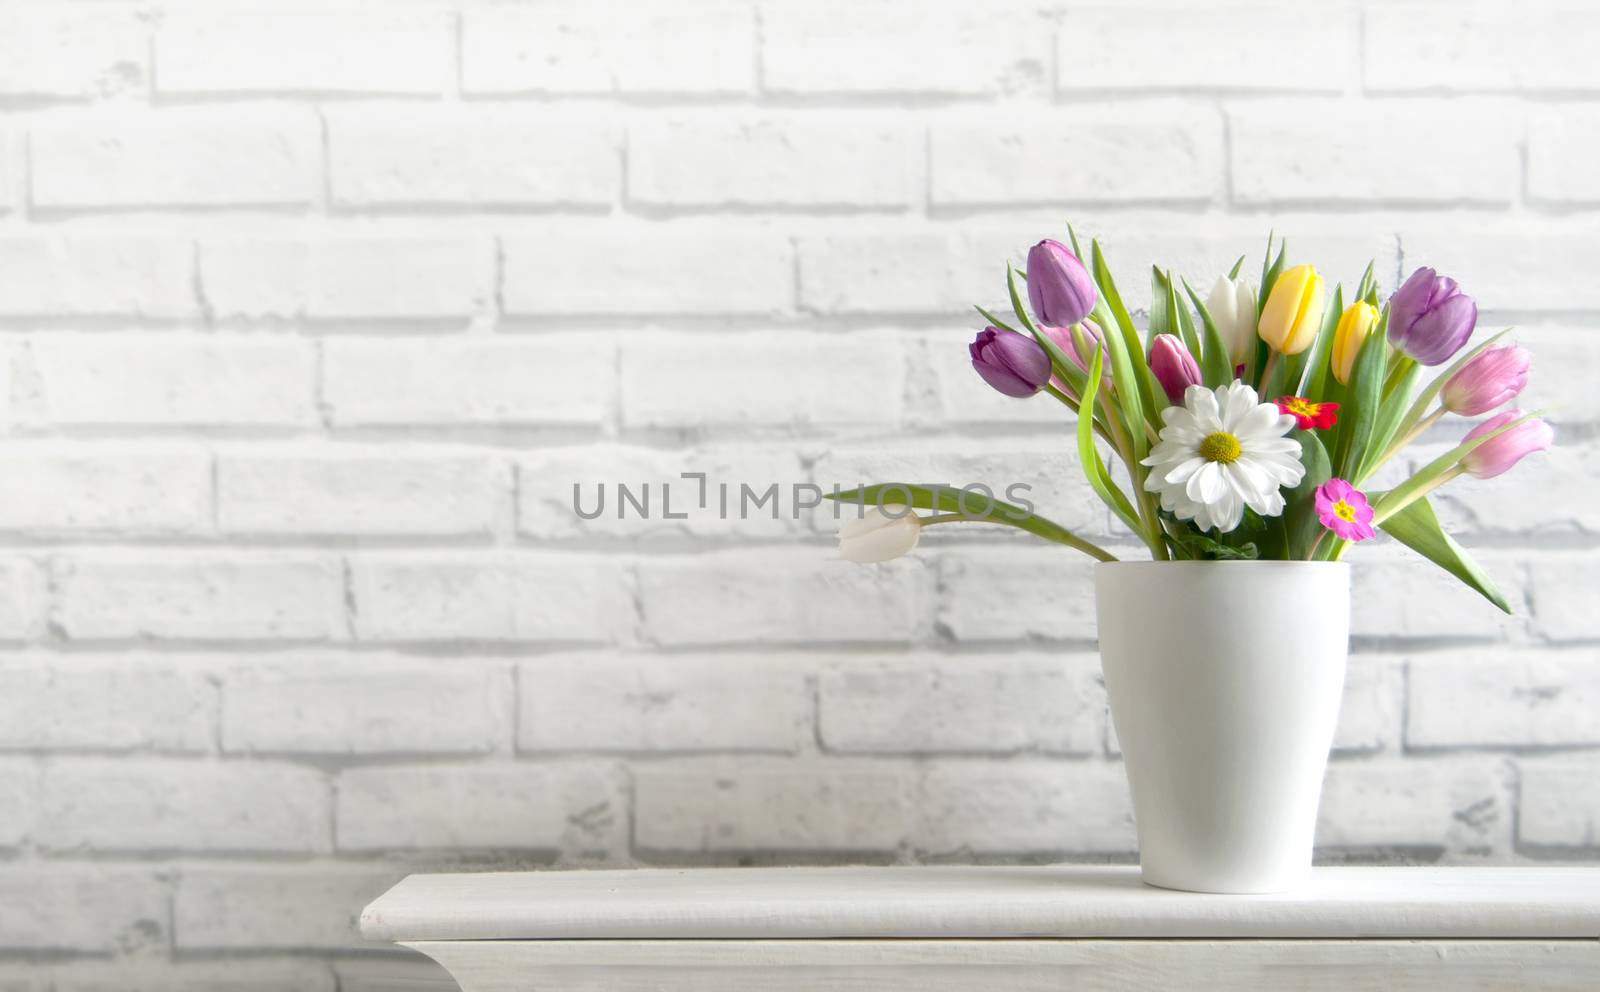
[1096,560,1350,894]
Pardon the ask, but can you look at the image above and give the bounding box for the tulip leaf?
[1182,277,1234,388]
[1149,266,1173,341]
[1359,359,1424,481]
[1227,254,1247,280]
[1259,237,1287,309]
[1298,283,1343,401]
[1355,260,1377,304]
[1076,343,1146,537]
[1332,318,1388,479]
[824,485,1118,563]
[1090,240,1162,431]
[1284,431,1332,560]
[974,305,1019,336]
[1169,270,1203,359]
[1374,495,1511,613]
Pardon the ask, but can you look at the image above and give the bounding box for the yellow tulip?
[1331,301,1379,385]
[1256,264,1325,355]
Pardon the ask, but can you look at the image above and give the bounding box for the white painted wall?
[0,0,1594,987]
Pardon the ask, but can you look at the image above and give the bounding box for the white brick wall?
[0,1,1594,986]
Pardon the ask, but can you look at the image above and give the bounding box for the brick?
[30,108,319,209]
[1529,109,1600,203]
[1366,5,1600,93]
[518,655,809,753]
[336,763,621,852]
[26,334,315,427]
[0,445,209,536]
[51,553,343,642]
[1317,758,1511,856]
[156,9,448,95]
[1230,103,1518,205]
[39,759,328,853]
[638,550,922,646]
[328,108,618,208]
[462,4,752,95]
[348,553,630,643]
[0,8,144,98]
[323,337,613,428]
[1529,558,1600,643]
[634,760,911,853]
[0,868,165,953]
[1518,756,1600,849]
[175,867,399,950]
[930,108,1223,206]
[54,961,335,992]
[222,657,505,756]
[798,232,971,315]
[820,654,1102,755]
[1060,6,1351,93]
[811,437,1110,539]
[0,235,193,317]
[620,333,902,428]
[1429,439,1598,540]
[1349,555,1523,641]
[0,658,213,752]
[0,761,30,847]
[918,761,1136,855]
[763,3,1047,96]
[1516,328,1600,426]
[519,445,806,542]
[629,118,915,209]
[936,547,1097,642]
[202,236,493,321]
[1333,655,1404,755]
[0,558,38,642]
[1408,652,1600,748]
[217,449,505,538]
[1396,222,1600,312]
[502,228,792,316]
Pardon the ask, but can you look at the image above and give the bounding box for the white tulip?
[838,507,922,563]
[1205,274,1258,367]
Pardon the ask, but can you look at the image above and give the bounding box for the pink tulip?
[1043,319,1110,389]
[1441,345,1530,416]
[1460,409,1553,479]
[1148,334,1201,405]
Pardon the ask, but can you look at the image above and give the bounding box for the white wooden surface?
[361,866,1600,992]
[411,939,1600,992]
[361,864,1600,940]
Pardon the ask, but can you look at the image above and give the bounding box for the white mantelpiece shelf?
[362,865,1600,991]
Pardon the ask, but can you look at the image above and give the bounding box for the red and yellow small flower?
[1275,395,1339,431]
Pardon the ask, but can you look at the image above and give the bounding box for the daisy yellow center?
[1199,431,1242,464]
[1333,499,1357,523]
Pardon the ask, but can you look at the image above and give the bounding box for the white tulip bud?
[1205,274,1258,367]
[838,507,922,563]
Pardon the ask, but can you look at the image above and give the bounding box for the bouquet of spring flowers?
[834,231,1552,612]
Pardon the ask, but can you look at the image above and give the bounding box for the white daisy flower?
[1141,381,1305,533]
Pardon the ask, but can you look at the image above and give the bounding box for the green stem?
[1372,464,1464,527]
[1361,405,1445,484]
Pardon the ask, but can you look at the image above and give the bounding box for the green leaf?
[1227,254,1247,280]
[1259,237,1287,309]
[1284,431,1332,560]
[1090,240,1162,431]
[825,485,1118,563]
[1376,495,1511,613]
[1354,260,1377,303]
[1298,283,1343,401]
[1149,266,1173,341]
[1358,359,1423,482]
[1170,270,1202,358]
[1180,531,1260,560]
[1077,343,1146,536]
[1332,317,1388,478]
[974,304,1019,335]
[1182,277,1233,388]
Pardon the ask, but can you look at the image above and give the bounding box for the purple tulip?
[1148,333,1202,405]
[970,327,1051,398]
[1026,239,1097,327]
[1387,267,1478,366]
[1441,345,1530,416]
[1460,409,1553,479]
